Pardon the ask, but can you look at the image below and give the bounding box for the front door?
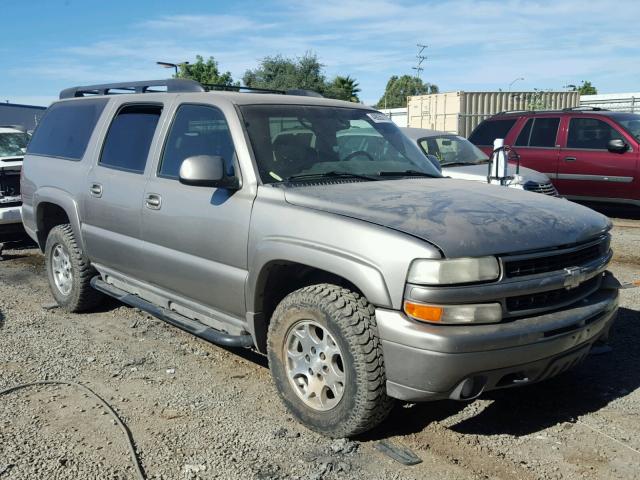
[83,103,164,277]
[140,103,254,318]
[556,116,638,200]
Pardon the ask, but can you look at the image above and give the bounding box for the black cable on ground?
[0,380,146,480]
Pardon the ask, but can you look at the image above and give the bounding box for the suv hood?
[442,163,550,185]
[283,178,610,258]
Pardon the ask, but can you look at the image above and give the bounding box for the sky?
[2,0,640,106]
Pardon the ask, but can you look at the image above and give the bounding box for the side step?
[90,277,254,348]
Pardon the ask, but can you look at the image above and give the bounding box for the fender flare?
[33,187,85,251]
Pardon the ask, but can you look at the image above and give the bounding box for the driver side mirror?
[607,138,629,153]
[179,155,239,189]
[425,154,442,172]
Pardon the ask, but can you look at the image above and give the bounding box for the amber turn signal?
[403,301,443,323]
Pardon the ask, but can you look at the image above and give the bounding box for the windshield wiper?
[377,169,437,178]
[441,160,488,167]
[285,170,380,182]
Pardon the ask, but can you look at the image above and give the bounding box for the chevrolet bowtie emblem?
[563,266,584,289]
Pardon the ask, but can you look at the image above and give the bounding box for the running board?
[90,277,254,348]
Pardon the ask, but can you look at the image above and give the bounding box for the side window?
[160,104,236,179]
[515,118,559,147]
[27,99,108,160]
[99,104,162,173]
[567,118,623,150]
[515,119,533,146]
[468,119,517,146]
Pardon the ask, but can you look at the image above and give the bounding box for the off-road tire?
[267,283,394,437]
[45,224,103,312]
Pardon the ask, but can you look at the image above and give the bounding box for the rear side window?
[468,119,516,146]
[160,104,236,178]
[567,118,624,150]
[515,117,559,147]
[99,104,162,173]
[27,99,107,160]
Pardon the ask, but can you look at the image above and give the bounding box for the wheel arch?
[246,240,392,353]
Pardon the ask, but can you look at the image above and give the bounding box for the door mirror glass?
[607,138,628,153]
[179,155,239,189]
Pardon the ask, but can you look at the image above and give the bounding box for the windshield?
[418,134,489,166]
[240,105,440,183]
[0,132,29,158]
[613,113,640,141]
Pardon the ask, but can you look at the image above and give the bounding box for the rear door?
[83,102,165,277]
[556,116,638,200]
[468,118,518,155]
[140,102,254,318]
[512,116,561,179]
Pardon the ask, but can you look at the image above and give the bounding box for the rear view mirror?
[179,155,239,189]
[607,138,628,153]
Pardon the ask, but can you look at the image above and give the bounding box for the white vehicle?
[401,127,558,196]
[0,126,29,241]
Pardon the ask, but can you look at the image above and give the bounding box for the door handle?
[563,156,577,162]
[145,193,162,210]
[89,183,103,197]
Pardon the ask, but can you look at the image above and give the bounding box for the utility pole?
[412,43,427,79]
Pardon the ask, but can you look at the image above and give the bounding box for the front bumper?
[377,282,619,402]
[0,204,22,225]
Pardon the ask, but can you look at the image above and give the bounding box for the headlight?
[407,257,500,285]
[404,301,502,324]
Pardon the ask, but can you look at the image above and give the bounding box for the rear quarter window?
[27,99,108,160]
[468,119,517,146]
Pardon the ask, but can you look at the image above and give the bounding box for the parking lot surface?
[0,214,638,480]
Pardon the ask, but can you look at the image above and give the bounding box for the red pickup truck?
[469,108,640,207]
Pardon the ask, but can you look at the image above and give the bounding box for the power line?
[412,43,427,79]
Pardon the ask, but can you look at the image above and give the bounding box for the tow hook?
[601,272,638,290]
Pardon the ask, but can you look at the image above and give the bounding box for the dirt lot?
[1,213,639,480]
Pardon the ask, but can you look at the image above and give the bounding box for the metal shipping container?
[377,107,408,127]
[407,91,580,137]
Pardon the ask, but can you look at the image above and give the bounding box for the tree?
[325,75,361,102]
[568,80,598,95]
[376,75,439,108]
[176,55,236,86]
[243,53,327,93]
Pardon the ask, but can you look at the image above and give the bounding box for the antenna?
[412,43,428,79]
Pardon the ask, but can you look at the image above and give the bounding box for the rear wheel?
[45,224,103,312]
[267,284,393,437]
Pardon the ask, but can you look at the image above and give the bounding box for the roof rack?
[60,79,324,99]
[561,106,609,112]
[59,79,205,99]
[494,109,535,115]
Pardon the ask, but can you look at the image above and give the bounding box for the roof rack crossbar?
[561,106,609,112]
[201,83,286,94]
[59,79,205,99]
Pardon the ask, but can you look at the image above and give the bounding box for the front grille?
[506,275,600,312]
[523,181,558,196]
[504,241,607,278]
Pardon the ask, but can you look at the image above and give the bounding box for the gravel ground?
[0,215,638,480]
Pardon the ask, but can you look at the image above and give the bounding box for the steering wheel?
[342,150,375,162]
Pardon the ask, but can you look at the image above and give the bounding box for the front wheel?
[267,284,393,437]
[45,224,103,312]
